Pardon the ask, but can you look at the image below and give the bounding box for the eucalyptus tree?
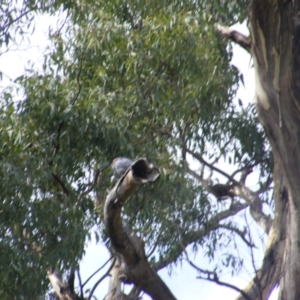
[1,0,298,299]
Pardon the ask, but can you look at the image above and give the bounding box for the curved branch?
[76,269,83,299]
[215,24,251,52]
[187,163,272,234]
[88,258,116,300]
[175,221,252,300]
[104,159,160,261]
[52,172,69,196]
[83,256,113,288]
[184,146,239,185]
[104,158,175,300]
[231,185,272,233]
[219,224,255,248]
[154,201,248,271]
[236,161,288,300]
[78,169,101,202]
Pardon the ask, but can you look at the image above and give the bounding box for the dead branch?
[215,24,251,52]
[89,257,116,300]
[83,256,113,288]
[48,269,79,300]
[103,158,176,300]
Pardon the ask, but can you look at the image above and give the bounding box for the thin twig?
[78,169,101,202]
[147,228,164,259]
[230,163,256,181]
[88,257,116,300]
[219,224,256,248]
[52,172,69,196]
[175,222,252,300]
[77,268,84,299]
[1,7,36,33]
[196,272,252,300]
[71,53,85,105]
[184,146,239,185]
[245,214,263,300]
[82,256,113,288]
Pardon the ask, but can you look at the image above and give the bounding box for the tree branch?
[196,270,252,300]
[76,269,84,299]
[0,7,36,34]
[235,224,285,300]
[52,172,70,196]
[184,146,239,185]
[174,222,252,300]
[231,184,272,234]
[215,24,251,52]
[154,201,248,271]
[219,224,256,248]
[186,159,272,234]
[71,53,85,105]
[103,158,175,300]
[83,256,113,288]
[236,160,288,300]
[88,257,116,300]
[48,269,79,300]
[78,168,101,202]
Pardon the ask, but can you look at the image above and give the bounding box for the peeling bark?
[217,1,300,298]
[48,269,80,300]
[247,1,300,299]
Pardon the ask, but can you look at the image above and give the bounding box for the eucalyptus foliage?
[0,1,270,299]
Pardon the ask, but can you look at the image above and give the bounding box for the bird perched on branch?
[112,157,133,177]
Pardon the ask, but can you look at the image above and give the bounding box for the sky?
[0,15,278,300]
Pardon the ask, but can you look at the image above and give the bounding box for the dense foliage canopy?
[0,1,274,299]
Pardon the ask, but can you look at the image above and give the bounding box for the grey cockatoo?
[111,157,133,177]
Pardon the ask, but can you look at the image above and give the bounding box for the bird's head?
[112,157,119,164]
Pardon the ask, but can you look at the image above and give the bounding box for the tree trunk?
[249,1,300,299]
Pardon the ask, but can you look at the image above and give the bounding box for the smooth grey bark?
[238,1,300,299]
[217,1,300,299]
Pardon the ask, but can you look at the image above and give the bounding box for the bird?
[111,157,133,177]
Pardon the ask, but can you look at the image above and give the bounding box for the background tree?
[0,0,297,299]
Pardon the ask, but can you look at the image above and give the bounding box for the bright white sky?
[0,16,278,300]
